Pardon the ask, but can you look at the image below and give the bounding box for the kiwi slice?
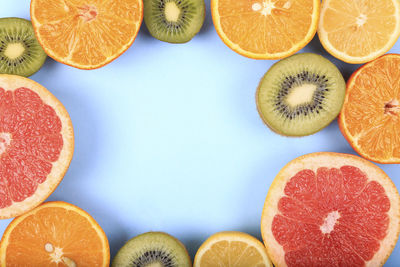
[0,17,46,77]
[256,53,346,137]
[144,0,205,43]
[112,232,191,267]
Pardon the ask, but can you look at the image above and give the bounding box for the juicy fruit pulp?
[194,231,272,267]
[261,153,400,267]
[144,0,205,43]
[318,0,400,63]
[112,232,191,267]
[339,54,400,164]
[211,0,320,59]
[0,18,47,77]
[0,75,73,219]
[0,88,62,207]
[0,201,110,266]
[30,0,143,69]
[256,53,346,136]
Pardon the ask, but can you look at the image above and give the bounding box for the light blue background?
[1,0,400,265]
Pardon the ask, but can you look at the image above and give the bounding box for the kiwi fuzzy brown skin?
[111,231,192,267]
[256,53,346,137]
[0,17,47,77]
[144,0,206,44]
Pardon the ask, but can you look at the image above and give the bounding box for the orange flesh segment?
[31,0,142,68]
[341,55,400,163]
[214,0,318,57]
[3,204,108,266]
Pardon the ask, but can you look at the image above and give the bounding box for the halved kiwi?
[256,53,346,137]
[144,0,205,43]
[0,17,47,77]
[112,232,191,267]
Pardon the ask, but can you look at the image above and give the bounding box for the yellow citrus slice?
[318,0,400,64]
[0,74,74,219]
[0,201,110,266]
[30,0,143,69]
[194,231,272,267]
[211,0,320,59]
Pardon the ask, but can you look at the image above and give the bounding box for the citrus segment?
[0,201,110,266]
[339,54,400,163]
[194,231,272,267]
[318,0,400,64]
[0,75,74,219]
[30,0,143,69]
[261,152,400,267]
[211,0,320,59]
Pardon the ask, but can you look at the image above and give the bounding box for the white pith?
[165,2,181,22]
[0,132,11,156]
[320,211,341,234]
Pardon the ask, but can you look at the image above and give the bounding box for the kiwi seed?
[256,53,346,137]
[0,17,47,77]
[112,232,191,267]
[144,0,205,43]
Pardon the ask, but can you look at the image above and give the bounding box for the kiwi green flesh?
[256,53,346,137]
[144,0,205,43]
[0,17,46,77]
[112,232,191,267]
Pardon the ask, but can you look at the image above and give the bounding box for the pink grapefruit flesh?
[0,75,74,219]
[261,152,400,267]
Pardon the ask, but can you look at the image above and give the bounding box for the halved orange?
[0,75,74,219]
[261,152,400,266]
[318,0,400,64]
[194,231,272,267]
[30,0,143,69]
[0,201,110,266]
[339,54,400,164]
[211,0,320,59]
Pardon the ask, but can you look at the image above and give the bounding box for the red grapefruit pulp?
[0,75,74,219]
[261,152,400,267]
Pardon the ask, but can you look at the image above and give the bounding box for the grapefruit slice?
[194,231,272,267]
[339,54,400,164]
[211,0,320,59]
[0,201,110,266]
[261,152,400,267]
[30,0,143,69]
[0,74,74,219]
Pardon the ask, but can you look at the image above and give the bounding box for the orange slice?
[30,0,143,69]
[261,152,400,267]
[339,54,400,164]
[193,231,272,267]
[0,74,74,219]
[318,0,400,64]
[211,0,320,59]
[0,201,110,266]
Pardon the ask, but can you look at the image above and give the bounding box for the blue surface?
[1,0,400,265]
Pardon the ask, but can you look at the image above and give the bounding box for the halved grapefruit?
[261,152,400,267]
[0,74,74,219]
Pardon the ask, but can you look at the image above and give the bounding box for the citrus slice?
[339,54,400,164]
[261,152,400,267]
[30,0,143,69]
[211,0,320,59]
[318,0,400,64]
[194,231,272,267]
[0,201,110,266]
[0,74,74,219]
